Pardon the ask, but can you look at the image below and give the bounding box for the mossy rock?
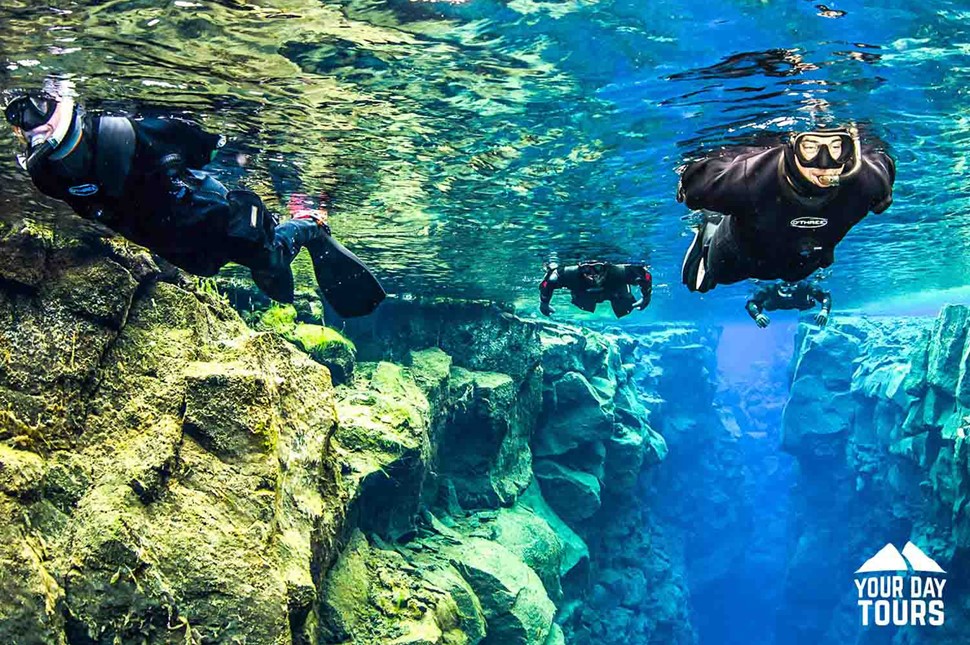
[449,537,555,645]
[440,367,535,508]
[489,504,565,603]
[321,530,484,645]
[290,324,357,384]
[255,303,299,335]
[334,362,433,537]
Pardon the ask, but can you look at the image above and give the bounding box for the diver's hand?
[540,301,553,317]
[754,313,770,328]
[815,311,829,328]
[633,298,648,311]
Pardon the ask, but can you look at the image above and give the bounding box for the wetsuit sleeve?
[677,154,751,216]
[809,285,832,313]
[132,117,222,170]
[625,265,652,304]
[745,288,768,320]
[863,151,896,214]
[539,269,561,304]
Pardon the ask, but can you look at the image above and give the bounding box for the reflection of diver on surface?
[539,261,652,318]
[678,124,895,293]
[745,280,831,328]
[4,88,385,317]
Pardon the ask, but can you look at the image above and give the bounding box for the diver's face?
[794,135,845,188]
[11,99,69,150]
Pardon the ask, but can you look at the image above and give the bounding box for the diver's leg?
[252,215,329,303]
[611,291,636,318]
[703,218,755,289]
[682,212,723,292]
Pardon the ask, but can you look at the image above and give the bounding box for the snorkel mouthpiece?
[25,136,59,174]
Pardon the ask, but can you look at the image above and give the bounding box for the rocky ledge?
[0,214,709,644]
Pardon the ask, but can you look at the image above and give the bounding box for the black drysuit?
[23,109,384,316]
[745,282,831,320]
[679,145,895,286]
[540,264,652,318]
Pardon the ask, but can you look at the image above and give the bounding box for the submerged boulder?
[451,537,555,645]
[534,459,602,524]
[533,371,614,457]
[333,361,434,539]
[321,530,485,645]
[439,367,539,508]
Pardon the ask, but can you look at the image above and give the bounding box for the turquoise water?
[2,4,968,644]
[2,0,968,321]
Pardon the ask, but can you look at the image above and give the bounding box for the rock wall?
[334,298,696,645]
[0,215,343,644]
[1,214,706,645]
[778,308,970,644]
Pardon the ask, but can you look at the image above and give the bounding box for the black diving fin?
[308,235,386,318]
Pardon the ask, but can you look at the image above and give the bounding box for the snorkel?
[6,91,76,174]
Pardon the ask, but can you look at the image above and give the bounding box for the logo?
[790,216,828,229]
[855,542,946,627]
[68,183,99,197]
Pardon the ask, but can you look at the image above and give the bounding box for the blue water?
[2,0,968,321]
[1,2,968,644]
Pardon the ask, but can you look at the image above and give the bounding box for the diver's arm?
[133,117,223,170]
[539,269,561,316]
[745,297,763,320]
[812,286,832,314]
[627,265,652,309]
[746,290,770,327]
[810,285,832,327]
[863,151,896,214]
[677,153,751,215]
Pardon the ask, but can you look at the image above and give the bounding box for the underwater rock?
[518,482,589,590]
[0,217,52,289]
[341,296,541,383]
[0,217,346,644]
[253,304,357,384]
[781,375,853,459]
[534,459,602,523]
[488,503,565,603]
[440,367,537,508]
[320,530,484,645]
[778,314,970,644]
[1,216,705,644]
[927,304,970,393]
[290,323,357,385]
[533,371,614,457]
[333,361,433,539]
[451,537,555,645]
[183,361,278,459]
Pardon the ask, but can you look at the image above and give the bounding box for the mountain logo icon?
[855,542,946,575]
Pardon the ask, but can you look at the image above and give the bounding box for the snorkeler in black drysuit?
[539,261,652,318]
[679,125,895,293]
[745,280,831,328]
[4,87,385,317]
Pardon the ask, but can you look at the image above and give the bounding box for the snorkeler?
[539,261,652,318]
[4,87,385,317]
[745,280,831,328]
[678,125,895,293]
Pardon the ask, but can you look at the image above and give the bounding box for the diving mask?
[788,125,863,187]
